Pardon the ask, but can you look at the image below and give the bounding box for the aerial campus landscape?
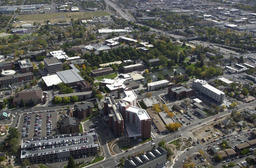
[0,0,256,168]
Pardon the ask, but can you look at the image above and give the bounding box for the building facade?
[74,102,94,120]
[0,72,33,88]
[168,86,194,100]
[44,57,63,74]
[123,63,145,73]
[124,147,167,168]
[192,79,225,103]
[18,59,33,73]
[147,80,169,91]
[20,132,99,164]
[91,67,113,77]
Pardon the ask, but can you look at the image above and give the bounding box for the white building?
[147,80,169,91]
[49,50,68,60]
[192,79,225,103]
[123,90,137,106]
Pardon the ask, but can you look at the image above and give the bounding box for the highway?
[104,0,135,22]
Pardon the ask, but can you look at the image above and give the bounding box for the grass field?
[95,73,117,81]
[15,11,109,25]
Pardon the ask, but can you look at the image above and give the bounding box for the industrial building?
[147,80,169,91]
[0,72,33,88]
[124,147,167,168]
[192,79,225,103]
[44,57,63,74]
[123,63,145,73]
[18,59,33,73]
[20,132,99,164]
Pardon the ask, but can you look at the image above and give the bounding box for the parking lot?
[19,111,58,139]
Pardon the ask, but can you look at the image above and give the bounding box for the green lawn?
[169,139,181,149]
[95,73,117,81]
[79,156,104,167]
[79,123,83,133]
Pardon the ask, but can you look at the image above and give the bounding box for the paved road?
[104,0,135,22]
[85,110,231,168]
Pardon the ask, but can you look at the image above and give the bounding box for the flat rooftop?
[194,79,224,95]
[57,69,84,84]
[44,57,61,66]
[50,50,68,60]
[21,132,99,159]
[123,63,144,69]
[18,59,33,69]
[42,74,62,87]
[126,106,150,121]
[148,80,169,87]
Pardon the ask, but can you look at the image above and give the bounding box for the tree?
[22,159,31,167]
[242,87,249,96]
[146,92,152,98]
[229,101,237,109]
[96,93,103,100]
[214,154,222,162]
[71,96,79,102]
[183,162,195,168]
[158,140,166,147]
[38,62,44,70]
[53,96,62,104]
[167,112,174,118]
[153,104,161,112]
[2,127,20,155]
[67,157,76,168]
[166,122,182,132]
[163,104,170,113]
[62,97,71,104]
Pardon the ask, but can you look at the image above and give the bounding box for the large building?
[55,91,92,101]
[169,86,193,100]
[0,72,33,88]
[58,116,80,134]
[20,132,99,164]
[121,105,151,139]
[124,147,167,168]
[74,102,94,120]
[104,96,124,137]
[0,61,13,71]
[192,79,225,103]
[123,63,145,73]
[91,67,113,77]
[104,89,151,139]
[147,80,169,91]
[18,59,33,73]
[49,50,68,60]
[13,89,43,106]
[44,57,63,74]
